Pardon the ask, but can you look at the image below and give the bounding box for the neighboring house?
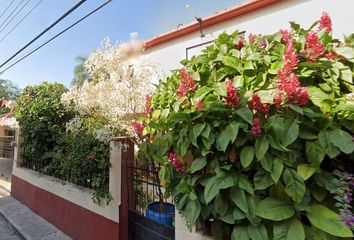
[0,112,17,180]
[144,0,354,72]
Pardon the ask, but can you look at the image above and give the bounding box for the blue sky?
[0,0,244,89]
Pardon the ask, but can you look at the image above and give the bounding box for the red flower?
[132,122,145,135]
[167,150,185,172]
[282,41,298,74]
[277,72,308,106]
[325,51,336,59]
[319,12,332,33]
[177,68,196,97]
[144,95,152,115]
[224,78,239,108]
[195,100,203,112]
[279,29,291,44]
[248,93,269,115]
[248,34,255,44]
[305,32,324,61]
[251,117,262,137]
[236,38,245,50]
[274,92,283,108]
[87,153,95,161]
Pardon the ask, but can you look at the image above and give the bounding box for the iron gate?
[126,156,175,240]
[0,136,14,181]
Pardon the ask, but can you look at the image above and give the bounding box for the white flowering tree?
[62,38,163,136]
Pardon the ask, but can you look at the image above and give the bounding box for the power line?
[0,0,16,20]
[0,0,32,35]
[0,0,43,42]
[0,0,113,74]
[0,0,26,30]
[0,0,87,69]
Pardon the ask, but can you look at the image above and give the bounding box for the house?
[144,0,354,73]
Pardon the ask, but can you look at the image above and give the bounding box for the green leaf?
[188,157,207,173]
[254,169,274,190]
[307,204,353,238]
[318,131,341,158]
[307,86,330,108]
[283,168,305,203]
[184,200,201,230]
[204,177,220,204]
[216,122,240,152]
[193,123,206,141]
[219,174,236,189]
[236,108,253,124]
[230,188,248,213]
[255,136,269,160]
[240,146,255,168]
[238,175,254,195]
[273,218,305,240]
[247,224,268,240]
[334,46,354,62]
[232,226,249,240]
[194,86,213,99]
[297,163,316,180]
[283,120,299,147]
[255,197,295,221]
[306,140,325,167]
[329,129,354,154]
[271,158,284,184]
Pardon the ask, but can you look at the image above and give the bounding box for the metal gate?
[126,155,175,240]
[0,136,14,181]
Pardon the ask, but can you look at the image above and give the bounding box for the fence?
[0,136,14,180]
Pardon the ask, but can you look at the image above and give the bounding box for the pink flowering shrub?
[138,13,354,239]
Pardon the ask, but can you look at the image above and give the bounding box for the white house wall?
[145,0,354,76]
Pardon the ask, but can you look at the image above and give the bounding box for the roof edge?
[144,0,281,49]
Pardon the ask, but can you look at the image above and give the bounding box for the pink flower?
[224,78,239,108]
[144,95,152,115]
[167,150,185,172]
[251,117,262,137]
[177,68,196,97]
[305,32,324,61]
[248,93,269,115]
[195,100,203,112]
[132,122,145,135]
[319,12,332,33]
[282,41,298,74]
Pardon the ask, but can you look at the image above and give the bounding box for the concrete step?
[0,196,71,240]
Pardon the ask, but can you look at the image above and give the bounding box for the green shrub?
[139,14,354,239]
[16,82,111,204]
[16,82,71,171]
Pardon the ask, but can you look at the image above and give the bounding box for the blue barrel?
[145,202,175,226]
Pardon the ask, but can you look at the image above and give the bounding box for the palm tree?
[71,56,90,87]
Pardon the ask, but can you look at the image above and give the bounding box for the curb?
[0,209,26,240]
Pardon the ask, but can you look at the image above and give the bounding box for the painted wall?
[145,0,354,75]
[11,137,123,240]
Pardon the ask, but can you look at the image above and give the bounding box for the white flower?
[65,117,82,135]
[95,127,114,143]
[62,38,164,136]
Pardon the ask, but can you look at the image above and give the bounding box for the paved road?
[0,214,21,240]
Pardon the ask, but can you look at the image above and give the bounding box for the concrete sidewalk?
[0,179,11,198]
[0,196,71,240]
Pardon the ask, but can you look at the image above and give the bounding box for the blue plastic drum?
[145,202,175,226]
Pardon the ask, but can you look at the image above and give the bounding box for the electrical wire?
[0,0,32,35]
[0,0,26,30]
[0,0,87,69]
[0,0,113,74]
[0,0,43,42]
[0,0,16,20]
